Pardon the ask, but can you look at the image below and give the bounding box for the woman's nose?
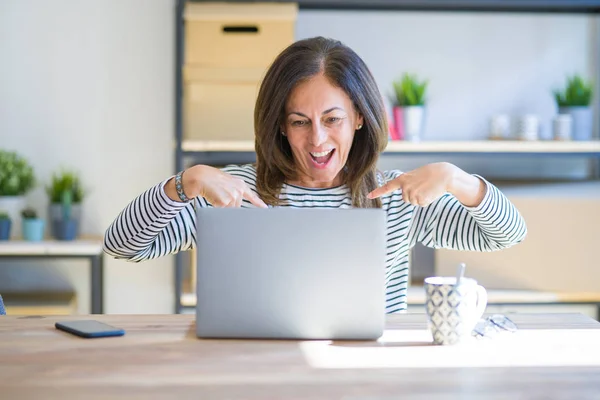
[309,123,328,147]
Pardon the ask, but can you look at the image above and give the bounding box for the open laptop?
[195,207,387,340]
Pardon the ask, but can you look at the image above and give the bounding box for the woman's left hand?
[368,162,457,207]
[368,162,486,208]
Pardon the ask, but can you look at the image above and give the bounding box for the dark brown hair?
[254,36,388,208]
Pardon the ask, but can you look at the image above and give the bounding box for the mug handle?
[474,285,488,321]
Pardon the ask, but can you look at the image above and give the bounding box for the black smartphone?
[55,320,125,338]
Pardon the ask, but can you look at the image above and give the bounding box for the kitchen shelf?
[188,0,600,13]
[385,140,600,154]
[183,140,255,153]
[182,139,600,154]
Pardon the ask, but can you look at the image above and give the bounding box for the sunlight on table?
[299,328,600,369]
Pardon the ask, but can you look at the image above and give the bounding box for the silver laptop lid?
[195,208,387,340]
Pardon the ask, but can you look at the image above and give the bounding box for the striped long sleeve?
[408,175,527,251]
[102,179,197,262]
[103,165,526,313]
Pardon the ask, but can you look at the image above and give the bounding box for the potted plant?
[0,212,11,241]
[21,207,45,242]
[46,169,84,240]
[0,150,35,238]
[553,74,594,141]
[392,73,429,142]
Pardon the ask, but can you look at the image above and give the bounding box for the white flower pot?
[0,196,25,239]
[559,106,593,141]
[403,106,426,142]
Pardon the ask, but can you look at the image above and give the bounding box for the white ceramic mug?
[489,114,510,139]
[424,277,488,345]
[553,114,573,141]
[516,115,539,141]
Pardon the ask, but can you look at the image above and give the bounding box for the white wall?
[0,0,176,314]
[297,11,596,178]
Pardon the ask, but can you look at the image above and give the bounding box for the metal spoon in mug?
[456,263,466,286]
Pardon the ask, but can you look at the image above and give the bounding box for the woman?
[104,37,526,313]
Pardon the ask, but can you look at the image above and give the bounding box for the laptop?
[195,207,387,340]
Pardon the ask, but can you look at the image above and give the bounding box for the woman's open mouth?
[309,149,335,169]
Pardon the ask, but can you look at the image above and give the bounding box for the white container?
[489,114,510,140]
[516,115,539,141]
[559,106,592,141]
[553,114,573,141]
[403,106,425,142]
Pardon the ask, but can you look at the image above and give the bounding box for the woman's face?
[283,74,363,188]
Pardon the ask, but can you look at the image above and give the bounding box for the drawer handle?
[222,25,259,34]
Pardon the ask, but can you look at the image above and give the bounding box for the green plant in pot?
[46,169,84,241]
[0,211,11,241]
[553,74,594,141]
[21,207,45,242]
[392,73,429,142]
[0,150,35,239]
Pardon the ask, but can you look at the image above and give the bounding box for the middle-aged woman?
[103,36,527,313]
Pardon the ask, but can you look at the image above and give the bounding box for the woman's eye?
[327,117,341,123]
[292,120,307,127]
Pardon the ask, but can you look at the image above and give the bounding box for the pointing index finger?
[243,187,268,208]
[368,179,402,199]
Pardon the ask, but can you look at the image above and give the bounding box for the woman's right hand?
[169,165,268,208]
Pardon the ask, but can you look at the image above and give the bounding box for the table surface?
[1,313,600,399]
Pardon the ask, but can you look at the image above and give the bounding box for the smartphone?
[55,320,125,338]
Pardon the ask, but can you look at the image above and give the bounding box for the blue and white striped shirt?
[103,164,527,313]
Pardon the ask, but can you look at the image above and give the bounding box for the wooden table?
[1,313,600,399]
[0,239,104,313]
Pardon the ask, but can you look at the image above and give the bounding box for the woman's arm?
[370,163,527,251]
[409,178,527,251]
[103,164,267,262]
[102,178,196,262]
